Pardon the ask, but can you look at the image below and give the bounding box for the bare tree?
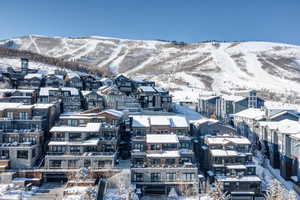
[209,182,230,200]
[265,179,284,200]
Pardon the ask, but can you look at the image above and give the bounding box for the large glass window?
[7,112,13,119]
[151,173,161,182]
[70,146,81,154]
[68,160,77,168]
[167,173,176,182]
[50,160,61,168]
[17,150,28,159]
[134,173,144,182]
[19,112,28,120]
[183,173,195,181]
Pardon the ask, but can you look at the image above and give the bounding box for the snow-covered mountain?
[1,35,300,101]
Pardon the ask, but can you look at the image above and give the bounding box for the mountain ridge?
[1,35,300,101]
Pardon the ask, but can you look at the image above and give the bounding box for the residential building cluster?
[1,58,300,198]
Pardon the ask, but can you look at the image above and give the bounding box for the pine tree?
[265,179,284,200]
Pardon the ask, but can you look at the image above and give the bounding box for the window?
[151,159,161,165]
[151,173,161,182]
[165,159,175,165]
[70,146,81,154]
[32,149,36,158]
[50,160,61,168]
[68,160,77,168]
[134,173,144,182]
[69,133,81,141]
[1,150,9,159]
[134,143,143,151]
[167,173,176,182]
[68,120,78,127]
[84,159,91,168]
[17,150,28,159]
[183,173,195,181]
[19,112,28,120]
[150,144,160,150]
[162,143,177,150]
[7,112,13,119]
[51,145,66,152]
[98,161,105,168]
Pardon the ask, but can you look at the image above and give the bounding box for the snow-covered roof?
[269,110,298,120]
[147,150,180,158]
[233,108,265,120]
[100,109,124,118]
[226,165,247,169]
[61,87,79,96]
[66,72,80,79]
[0,89,35,94]
[276,119,300,135]
[132,115,150,128]
[154,87,167,93]
[146,134,179,144]
[264,101,297,111]
[24,73,43,80]
[0,102,34,111]
[217,175,261,182]
[33,103,54,109]
[50,123,101,133]
[199,96,219,101]
[81,90,94,96]
[48,137,100,146]
[222,95,246,102]
[191,118,219,126]
[138,86,156,93]
[39,87,59,96]
[47,74,64,80]
[206,136,251,145]
[130,115,189,128]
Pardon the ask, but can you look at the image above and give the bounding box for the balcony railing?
[131,163,197,169]
[132,177,197,183]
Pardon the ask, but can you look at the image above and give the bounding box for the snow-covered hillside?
[1,35,300,100]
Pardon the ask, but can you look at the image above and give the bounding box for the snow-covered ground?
[173,103,204,121]
[255,151,300,199]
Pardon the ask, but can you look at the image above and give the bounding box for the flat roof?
[146,134,179,144]
[50,123,101,133]
[147,150,180,158]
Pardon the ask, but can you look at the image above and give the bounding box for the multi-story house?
[201,135,261,199]
[198,96,220,118]
[45,74,65,88]
[0,130,43,169]
[99,85,134,110]
[130,115,198,195]
[38,87,81,112]
[64,73,83,90]
[81,90,104,110]
[44,122,119,169]
[19,73,44,89]
[256,120,300,180]
[81,74,102,90]
[216,93,264,124]
[0,89,37,104]
[114,74,133,94]
[0,102,59,169]
[233,108,265,144]
[135,86,172,111]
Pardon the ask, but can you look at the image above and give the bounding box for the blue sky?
[1,0,300,44]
